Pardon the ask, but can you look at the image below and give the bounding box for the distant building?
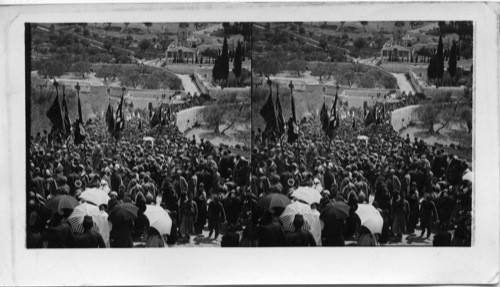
[392,25,405,45]
[177,25,190,47]
[380,44,412,62]
[166,46,197,63]
[402,34,417,46]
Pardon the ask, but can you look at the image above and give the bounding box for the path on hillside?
[391,73,415,94]
[176,74,200,95]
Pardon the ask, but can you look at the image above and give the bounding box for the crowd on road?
[251,106,472,246]
[27,90,472,248]
[27,94,253,248]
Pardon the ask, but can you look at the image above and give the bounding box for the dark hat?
[82,215,94,230]
[293,214,305,229]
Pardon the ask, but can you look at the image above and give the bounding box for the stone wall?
[176,106,206,133]
[390,105,419,132]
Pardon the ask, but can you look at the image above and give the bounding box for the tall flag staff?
[74,82,86,146]
[275,83,285,136]
[105,97,114,138]
[114,86,126,139]
[62,85,72,139]
[46,79,64,146]
[275,84,286,156]
[259,77,278,142]
[287,81,299,144]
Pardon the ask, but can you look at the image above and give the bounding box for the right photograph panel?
[251,21,473,247]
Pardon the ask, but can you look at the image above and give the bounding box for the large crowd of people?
[27,92,472,248]
[252,103,472,246]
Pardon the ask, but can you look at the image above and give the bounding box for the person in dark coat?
[74,216,106,248]
[420,193,438,238]
[166,210,178,245]
[285,214,317,246]
[221,224,240,247]
[110,166,123,193]
[207,194,226,240]
[255,210,287,247]
[225,191,243,225]
[109,207,135,248]
[407,183,420,234]
[43,212,75,248]
[193,184,207,234]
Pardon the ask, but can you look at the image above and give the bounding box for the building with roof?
[380,44,412,62]
[166,45,197,63]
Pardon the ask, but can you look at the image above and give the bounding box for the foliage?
[436,35,444,80]
[416,90,471,134]
[448,40,457,79]
[311,64,328,81]
[119,70,144,88]
[286,59,307,76]
[202,92,251,134]
[37,58,67,78]
[304,51,329,62]
[253,55,282,77]
[232,40,242,79]
[353,37,366,51]
[103,38,113,52]
[69,61,91,78]
[144,22,152,34]
[142,70,183,90]
[138,39,152,52]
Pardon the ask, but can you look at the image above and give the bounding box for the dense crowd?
[252,107,472,246]
[27,93,472,248]
[27,97,252,248]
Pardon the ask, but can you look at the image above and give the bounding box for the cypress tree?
[448,40,457,79]
[233,40,242,79]
[212,56,220,83]
[221,36,229,85]
[436,35,444,80]
[427,56,436,81]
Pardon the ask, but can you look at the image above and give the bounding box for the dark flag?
[166,105,171,122]
[62,86,72,136]
[363,101,368,120]
[114,94,125,138]
[275,85,285,135]
[46,93,64,132]
[105,103,114,135]
[74,92,86,145]
[259,81,278,132]
[138,120,142,130]
[352,117,356,129]
[150,106,161,127]
[77,90,83,122]
[290,88,297,123]
[148,102,153,119]
[365,104,377,126]
[320,101,329,134]
[328,91,339,134]
[287,82,298,144]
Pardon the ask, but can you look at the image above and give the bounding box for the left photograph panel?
[26,22,252,248]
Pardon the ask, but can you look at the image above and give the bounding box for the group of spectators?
[251,105,472,246]
[26,91,472,248]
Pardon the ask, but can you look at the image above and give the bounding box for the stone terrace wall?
[390,105,419,132]
[176,106,206,133]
